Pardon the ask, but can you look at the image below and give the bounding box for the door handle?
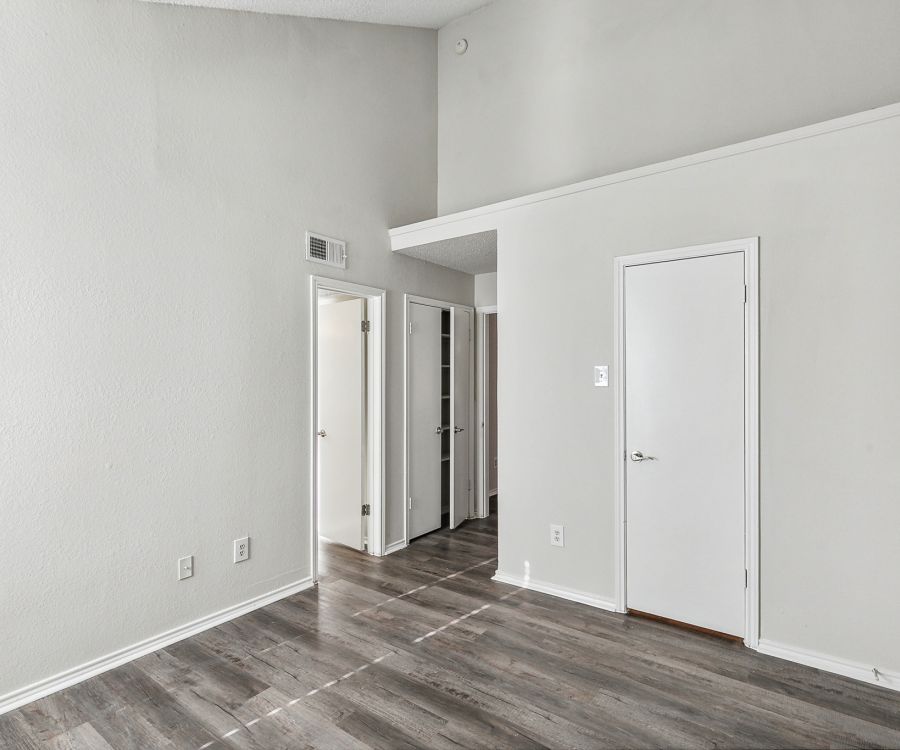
[317,430,327,438]
[435,426,443,435]
[630,450,656,462]
[454,426,464,433]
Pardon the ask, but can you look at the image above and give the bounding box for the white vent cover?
[306,231,347,269]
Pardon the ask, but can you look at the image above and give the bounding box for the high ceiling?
[141,0,493,29]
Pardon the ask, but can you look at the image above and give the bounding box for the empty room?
[3,0,900,748]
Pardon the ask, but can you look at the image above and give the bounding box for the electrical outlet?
[178,555,194,580]
[233,537,250,563]
[550,525,565,547]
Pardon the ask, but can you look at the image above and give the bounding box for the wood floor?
[3,515,900,749]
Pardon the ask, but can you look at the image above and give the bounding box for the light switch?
[594,365,609,387]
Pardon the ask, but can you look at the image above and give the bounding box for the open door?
[450,307,472,529]
[317,297,366,550]
[408,302,443,538]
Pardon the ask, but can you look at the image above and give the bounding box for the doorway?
[403,294,475,543]
[310,277,385,581]
[476,307,498,519]
[614,238,759,646]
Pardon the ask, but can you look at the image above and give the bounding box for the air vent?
[306,231,347,269]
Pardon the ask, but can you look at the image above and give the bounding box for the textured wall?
[438,0,900,212]
[0,0,471,700]
[474,272,497,308]
[491,112,900,675]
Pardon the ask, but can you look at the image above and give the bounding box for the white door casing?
[408,302,443,538]
[451,307,472,528]
[615,237,759,645]
[317,297,366,551]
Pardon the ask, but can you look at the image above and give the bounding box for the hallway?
[3,516,900,748]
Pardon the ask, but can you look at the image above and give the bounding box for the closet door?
[450,308,472,529]
[408,302,443,538]
[317,297,366,550]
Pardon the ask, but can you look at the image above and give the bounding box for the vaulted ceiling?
[141,0,492,29]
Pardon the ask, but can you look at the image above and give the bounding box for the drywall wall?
[488,110,900,676]
[474,272,497,308]
[437,0,900,212]
[0,0,472,704]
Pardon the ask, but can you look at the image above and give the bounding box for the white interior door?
[409,302,443,538]
[625,252,745,637]
[450,308,472,529]
[318,297,366,551]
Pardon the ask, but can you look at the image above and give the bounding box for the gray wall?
[474,272,497,308]
[438,0,900,213]
[0,0,472,700]
[490,112,900,673]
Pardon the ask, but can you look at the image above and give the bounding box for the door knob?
[435,426,443,435]
[454,426,464,433]
[630,450,656,462]
[317,430,327,438]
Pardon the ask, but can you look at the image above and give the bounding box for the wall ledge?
[390,101,900,249]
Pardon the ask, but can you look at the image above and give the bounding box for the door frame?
[310,276,386,582]
[475,305,498,519]
[402,294,475,548]
[613,237,759,648]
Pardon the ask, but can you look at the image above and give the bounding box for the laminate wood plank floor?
[3,515,900,749]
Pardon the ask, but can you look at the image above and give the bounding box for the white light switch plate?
[178,555,194,580]
[233,537,250,563]
[550,525,565,547]
[594,365,609,387]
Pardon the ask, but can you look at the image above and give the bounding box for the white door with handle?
[625,252,746,637]
[408,302,443,538]
[317,297,366,551]
[450,307,472,529]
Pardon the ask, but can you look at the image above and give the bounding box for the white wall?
[438,0,900,213]
[474,272,497,308]
[487,111,900,676]
[0,0,472,703]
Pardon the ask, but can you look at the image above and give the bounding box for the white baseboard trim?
[0,576,315,717]
[492,571,616,612]
[384,539,408,555]
[757,639,900,693]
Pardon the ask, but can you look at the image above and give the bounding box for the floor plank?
[4,514,900,749]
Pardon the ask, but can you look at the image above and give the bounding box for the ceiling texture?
[395,230,497,275]
[141,0,492,28]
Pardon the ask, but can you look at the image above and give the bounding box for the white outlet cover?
[234,537,250,563]
[550,524,565,547]
[594,365,609,387]
[178,555,194,580]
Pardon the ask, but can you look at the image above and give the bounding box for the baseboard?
[757,639,900,693]
[384,539,407,555]
[492,571,616,612]
[0,576,315,717]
